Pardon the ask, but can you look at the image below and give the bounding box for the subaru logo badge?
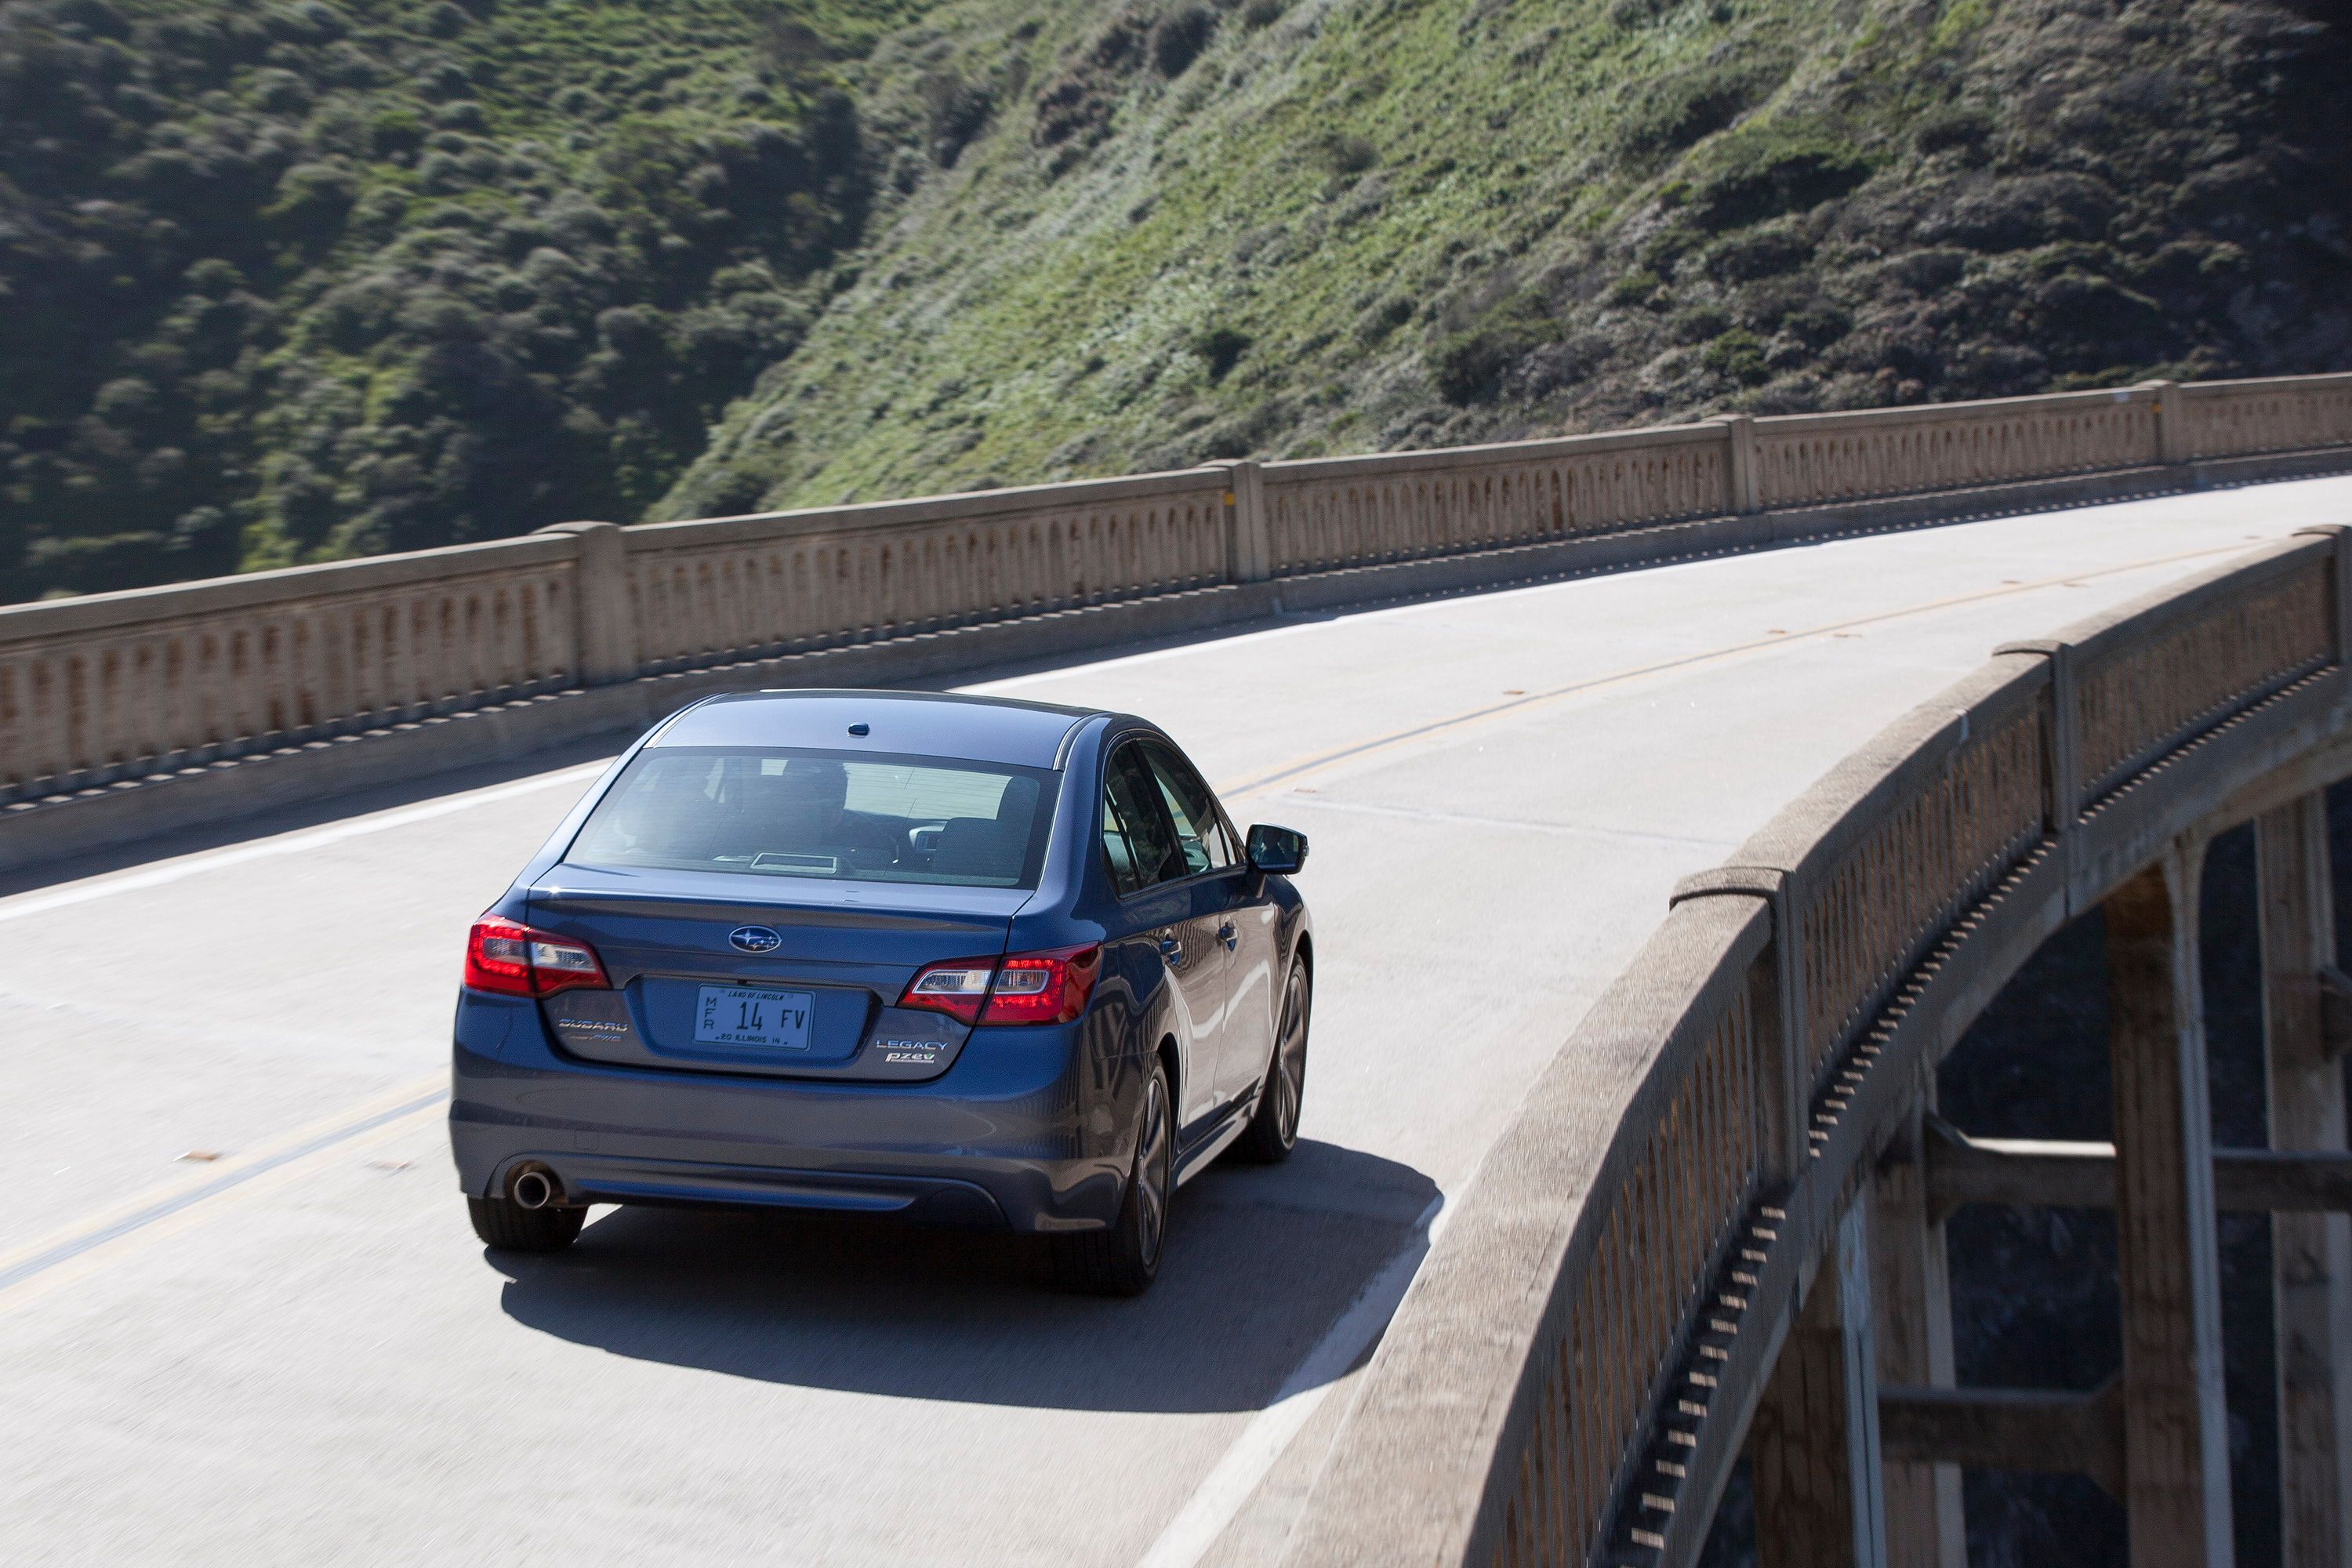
[728,925,782,955]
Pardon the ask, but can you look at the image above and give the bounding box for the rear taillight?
[464,916,609,998]
[982,944,1102,1025]
[900,957,998,1025]
[899,943,1103,1027]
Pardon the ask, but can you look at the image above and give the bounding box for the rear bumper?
[448,992,1131,1232]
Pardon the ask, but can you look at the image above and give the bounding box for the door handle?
[1218,922,1237,949]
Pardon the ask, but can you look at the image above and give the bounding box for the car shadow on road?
[494,1138,1439,1415]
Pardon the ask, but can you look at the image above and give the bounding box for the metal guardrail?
[1279,526,2352,1567]
[3,372,2348,805]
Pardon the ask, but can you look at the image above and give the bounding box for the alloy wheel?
[1272,965,1310,1148]
[1136,1072,1171,1267]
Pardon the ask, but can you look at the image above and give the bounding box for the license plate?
[692,985,814,1050]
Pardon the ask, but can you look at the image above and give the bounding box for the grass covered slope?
[0,0,921,597]
[669,0,2350,514]
[3,0,2346,601]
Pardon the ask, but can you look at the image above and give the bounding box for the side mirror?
[1246,824,1308,875]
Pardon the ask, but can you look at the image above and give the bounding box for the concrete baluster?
[1994,637,2083,883]
[2145,380,2187,466]
[2104,842,2236,1568]
[2254,793,2352,1568]
[1720,415,1761,515]
[1214,459,1272,584]
[1675,866,1810,1192]
[535,521,637,687]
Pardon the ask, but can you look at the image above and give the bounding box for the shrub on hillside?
[1191,325,1252,382]
[1152,7,1216,76]
[1700,328,1769,383]
[1917,172,2119,252]
[1318,133,1377,176]
[1033,13,1156,151]
[1693,140,1873,230]
[1428,292,1552,404]
[1603,269,1668,309]
[920,70,992,165]
[1701,221,1813,282]
[1611,60,1782,160]
[1914,103,1994,157]
[1356,294,1415,343]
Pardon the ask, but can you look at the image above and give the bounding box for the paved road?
[7,476,2351,1566]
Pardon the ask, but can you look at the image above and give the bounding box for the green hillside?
[3,0,2346,601]
[670,0,2352,511]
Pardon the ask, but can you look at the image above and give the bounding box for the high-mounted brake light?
[464,916,609,998]
[900,943,1103,1027]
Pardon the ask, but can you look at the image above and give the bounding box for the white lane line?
[1134,1193,1447,1568]
[0,761,610,924]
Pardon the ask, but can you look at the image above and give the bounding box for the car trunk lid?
[524,865,1025,1080]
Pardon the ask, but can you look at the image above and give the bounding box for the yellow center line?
[0,535,2260,1305]
[0,1073,447,1304]
[1212,542,2247,802]
[0,1102,445,1316]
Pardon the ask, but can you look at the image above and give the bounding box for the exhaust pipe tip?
[510,1167,558,1210]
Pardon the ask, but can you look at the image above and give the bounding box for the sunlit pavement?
[7,477,2350,1566]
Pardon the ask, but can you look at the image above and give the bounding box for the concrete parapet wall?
[1258,419,1731,575]
[2176,372,2352,463]
[0,374,2347,870]
[1751,385,2161,510]
[1279,522,2352,1567]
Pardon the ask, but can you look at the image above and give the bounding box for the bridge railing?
[1253,421,1730,577]
[4,372,2349,806]
[2174,372,2352,463]
[0,534,580,804]
[617,468,1232,677]
[1748,386,2161,510]
[2063,539,2338,805]
[1281,526,2352,1567]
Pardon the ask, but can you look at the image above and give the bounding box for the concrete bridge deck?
[6,474,2352,1566]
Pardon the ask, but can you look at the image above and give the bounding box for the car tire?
[466,1195,585,1253]
[1232,958,1311,1164]
[1051,1059,1174,1296]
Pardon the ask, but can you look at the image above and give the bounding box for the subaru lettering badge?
[728,925,782,955]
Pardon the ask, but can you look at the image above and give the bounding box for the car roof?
[649,690,1105,770]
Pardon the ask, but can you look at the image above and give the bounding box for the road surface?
[7,475,2351,1566]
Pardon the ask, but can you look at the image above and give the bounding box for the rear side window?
[567,746,1058,888]
[1102,742,1181,896]
[1142,742,1237,876]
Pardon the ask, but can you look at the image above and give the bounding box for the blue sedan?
[448,689,1313,1294]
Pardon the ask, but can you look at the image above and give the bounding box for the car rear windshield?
[565,746,1060,888]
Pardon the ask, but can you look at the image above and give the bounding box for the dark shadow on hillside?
[492,1139,1438,1416]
